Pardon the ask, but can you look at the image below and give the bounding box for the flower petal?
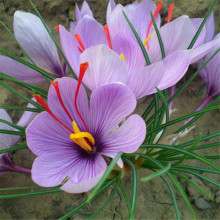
[0,56,45,84]
[74,15,108,48]
[79,44,129,91]
[59,25,80,74]
[102,114,146,167]
[89,83,136,137]
[204,12,215,43]
[127,60,165,99]
[13,11,63,76]
[75,1,93,22]
[106,0,116,24]
[48,77,90,131]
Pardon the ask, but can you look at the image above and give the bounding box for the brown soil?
[0,0,219,219]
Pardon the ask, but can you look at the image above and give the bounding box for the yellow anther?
[143,33,156,46]
[70,121,95,152]
[120,53,125,62]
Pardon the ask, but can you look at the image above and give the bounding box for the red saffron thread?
[33,94,74,133]
[74,62,89,132]
[51,81,73,122]
[54,25,60,32]
[167,3,175,23]
[104,25,112,49]
[75,34,86,51]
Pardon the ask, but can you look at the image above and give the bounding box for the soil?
[0,0,220,219]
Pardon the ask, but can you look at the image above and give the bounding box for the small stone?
[195,197,211,210]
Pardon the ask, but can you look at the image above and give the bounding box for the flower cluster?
[0,0,219,196]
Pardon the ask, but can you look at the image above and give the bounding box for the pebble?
[194,197,211,210]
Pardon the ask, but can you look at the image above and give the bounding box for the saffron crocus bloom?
[0,108,34,174]
[26,76,146,193]
[0,11,64,84]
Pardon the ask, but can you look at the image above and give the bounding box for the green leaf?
[29,0,77,80]
[58,178,118,220]
[88,182,119,220]
[87,152,123,203]
[0,105,41,112]
[0,129,24,136]
[122,157,138,218]
[172,171,214,201]
[0,119,25,132]
[0,80,44,111]
[0,188,62,199]
[174,165,219,174]
[188,0,216,49]
[141,163,171,182]
[150,11,165,58]
[142,99,155,119]
[0,186,44,191]
[160,176,181,220]
[122,11,151,65]
[0,142,28,154]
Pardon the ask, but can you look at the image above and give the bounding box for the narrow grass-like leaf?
[142,99,155,119]
[0,119,25,132]
[0,48,55,81]
[0,142,27,154]
[118,177,133,219]
[0,186,44,191]
[172,168,220,187]
[0,188,62,199]
[29,0,77,79]
[147,105,220,136]
[174,165,219,174]
[0,72,48,98]
[141,163,171,182]
[122,11,151,65]
[0,130,24,136]
[58,178,118,220]
[0,80,44,111]
[188,0,216,49]
[87,152,123,203]
[150,11,165,58]
[88,182,119,220]
[171,171,214,201]
[146,49,220,125]
[122,157,138,218]
[0,105,41,112]
[160,176,180,220]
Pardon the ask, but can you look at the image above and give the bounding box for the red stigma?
[51,81,73,122]
[75,34,86,52]
[146,1,163,49]
[54,25,60,32]
[167,3,174,23]
[33,94,74,133]
[104,25,112,49]
[74,62,89,132]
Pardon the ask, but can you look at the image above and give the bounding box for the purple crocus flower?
[26,75,146,193]
[0,11,64,84]
[0,107,34,174]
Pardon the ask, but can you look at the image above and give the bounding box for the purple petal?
[112,33,145,74]
[148,16,195,63]
[154,50,191,92]
[106,0,116,24]
[59,25,80,74]
[0,56,45,84]
[48,77,90,131]
[69,21,76,34]
[13,11,63,76]
[79,44,129,91]
[190,38,219,64]
[204,12,215,43]
[74,15,108,48]
[75,1,93,22]
[133,0,160,42]
[127,60,165,99]
[61,169,106,193]
[17,98,37,127]
[102,114,146,167]
[89,83,136,137]
[0,109,19,155]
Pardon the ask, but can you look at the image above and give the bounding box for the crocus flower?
[0,11,64,84]
[0,106,35,174]
[26,73,146,193]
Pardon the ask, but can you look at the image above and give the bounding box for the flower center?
[69,121,94,152]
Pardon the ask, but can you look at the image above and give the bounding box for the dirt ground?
[0,0,219,219]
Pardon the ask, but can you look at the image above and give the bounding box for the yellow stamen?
[70,121,95,152]
[120,53,125,62]
[143,33,156,46]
